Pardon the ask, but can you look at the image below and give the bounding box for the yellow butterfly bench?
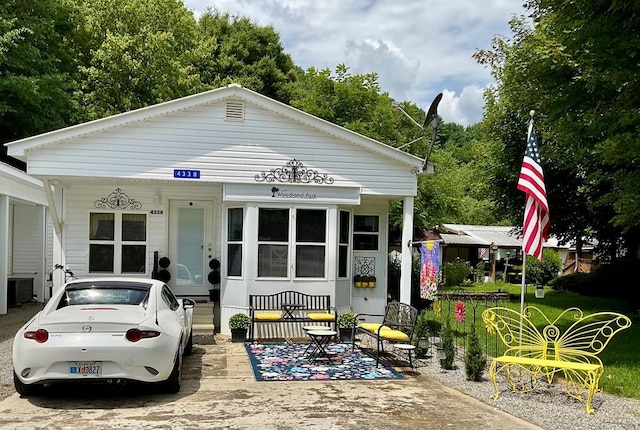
[249,291,336,341]
[482,306,631,414]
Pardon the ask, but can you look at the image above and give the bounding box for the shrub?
[525,249,562,285]
[443,259,472,286]
[228,313,250,329]
[412,310,430,358]
[475,261,486,283]
[439,321,455,370]
[337,312,357,328]
[550,272,591,292]
[464,328,486,381]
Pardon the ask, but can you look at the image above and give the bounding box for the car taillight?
[126,329,161,342]
[24,329,49,343]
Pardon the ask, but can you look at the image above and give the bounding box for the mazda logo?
[81,324,92,333]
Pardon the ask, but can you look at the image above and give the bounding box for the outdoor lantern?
[436,343,446,361]
[418,337,429,350]
[535,284,545,299]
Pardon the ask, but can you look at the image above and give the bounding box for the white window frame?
[225,206,244,278]
[337,209,351,279]
[256,206,328,280]
[88,211,148,275]
[353,214,380,251]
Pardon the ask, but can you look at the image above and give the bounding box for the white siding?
[11,204,41,274]
[27,100,417,197]
[63,183,222,279]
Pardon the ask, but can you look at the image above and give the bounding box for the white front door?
[168,200,214,296]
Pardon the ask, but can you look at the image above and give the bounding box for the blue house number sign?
[174,169,201,179]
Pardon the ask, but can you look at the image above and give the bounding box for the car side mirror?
[182,298,195,309]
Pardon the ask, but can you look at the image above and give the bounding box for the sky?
[183,0,527,126]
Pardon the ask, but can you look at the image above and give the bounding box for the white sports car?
[13,278,194,396]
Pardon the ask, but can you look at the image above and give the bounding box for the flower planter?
[339,327,354,343]
[230,328,247,343]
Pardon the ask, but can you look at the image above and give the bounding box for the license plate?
[69,361,102,377]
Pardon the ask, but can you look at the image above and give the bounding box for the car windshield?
[58,282,151,308]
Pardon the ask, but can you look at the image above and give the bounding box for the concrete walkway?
[0,340,540,430]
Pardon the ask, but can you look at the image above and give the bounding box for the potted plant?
[353,274,363,288]
[337,312,357,343]
[229,313,250,343]
[367,275,376,287]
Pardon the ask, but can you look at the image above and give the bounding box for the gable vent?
[225,100,245,122]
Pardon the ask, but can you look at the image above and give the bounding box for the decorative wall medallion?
[94,188,142,210]
[355,257,376,277]
[254,159,335,184]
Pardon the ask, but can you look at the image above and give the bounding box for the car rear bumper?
[13,333,179,385]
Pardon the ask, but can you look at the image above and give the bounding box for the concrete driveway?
[0,341,540,430]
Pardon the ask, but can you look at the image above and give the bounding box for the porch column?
[399,196,414,305]
[0,195,9,314]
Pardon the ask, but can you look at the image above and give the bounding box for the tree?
[194,10,296,103]
[74,0,202,121]
[475,1,640,258]
[0,0,79,166]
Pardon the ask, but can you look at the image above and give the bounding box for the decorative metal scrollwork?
[254,159,334,184]
[94,188,142,209]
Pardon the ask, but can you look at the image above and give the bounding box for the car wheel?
[160,353,181,394]
[184,331,193,356]
[13,371,44,397]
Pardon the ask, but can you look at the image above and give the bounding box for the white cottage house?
[5,84,424,334]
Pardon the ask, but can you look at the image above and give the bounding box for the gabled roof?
[440,223,569,249]
[441,224,522,248]
[6,84,425,171]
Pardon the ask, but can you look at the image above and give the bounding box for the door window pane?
[354,215,380,251]
[177,208,204,287]
[354,215,379,232]
[296,245,325,277]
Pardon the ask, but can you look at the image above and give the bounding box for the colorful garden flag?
[420,241,439,300]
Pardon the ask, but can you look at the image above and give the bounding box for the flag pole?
[519,110,535,342]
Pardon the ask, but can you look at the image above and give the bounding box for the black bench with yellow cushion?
[351,301,419,367]
[249,291,336,341]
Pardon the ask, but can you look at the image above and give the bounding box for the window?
[353,215,379,251]
[338,210,350,278]
[295,209,326,278]
[257,207,327,279]
[258,208,289,277]
[227,208,243,277]
[89,212,147,274]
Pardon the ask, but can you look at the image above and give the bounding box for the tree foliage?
[0,0,78,162]
[475,1,640,257]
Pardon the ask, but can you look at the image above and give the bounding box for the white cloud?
[439,86,487,126]
[184,0,524,126]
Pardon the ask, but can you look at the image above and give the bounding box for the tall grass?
[428,282,640,399]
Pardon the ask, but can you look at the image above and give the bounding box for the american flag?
[517,122,549,261]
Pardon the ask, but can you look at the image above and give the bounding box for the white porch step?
[192,300,215,336]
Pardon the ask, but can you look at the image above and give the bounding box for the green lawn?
[428,282,640,399]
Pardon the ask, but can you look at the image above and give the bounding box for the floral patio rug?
[244,342,405,381]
